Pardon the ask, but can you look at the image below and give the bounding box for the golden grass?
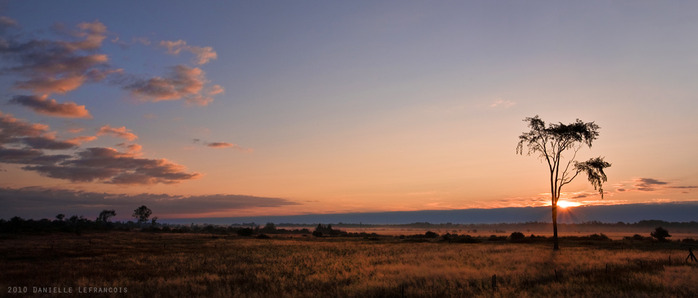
[1,232,696,297]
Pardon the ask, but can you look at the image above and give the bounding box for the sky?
[1,1,697,221]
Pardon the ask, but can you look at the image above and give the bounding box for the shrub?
[509,232,526,242]
[424,231,439,238]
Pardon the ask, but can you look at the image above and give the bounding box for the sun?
[557,200,582,208]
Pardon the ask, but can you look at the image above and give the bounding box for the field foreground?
[1,232,697,297]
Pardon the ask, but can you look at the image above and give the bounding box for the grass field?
[1,232,697,297]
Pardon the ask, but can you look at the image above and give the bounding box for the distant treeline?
[2,215,697,237]
[0,216,384,238]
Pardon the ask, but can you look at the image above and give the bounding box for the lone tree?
[97,209,116,223]
[517,115,611,250]
[132,205,152,224]
[650,227,671,242]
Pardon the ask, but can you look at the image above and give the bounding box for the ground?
[1,232,697,297]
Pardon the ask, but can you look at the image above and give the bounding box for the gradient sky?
[1,1,697,220]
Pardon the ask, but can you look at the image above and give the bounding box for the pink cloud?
[160,39,217,65]
[9,95,92,118]
[125,65,206,102]
[97,125,138,141]
[1,20,111,96]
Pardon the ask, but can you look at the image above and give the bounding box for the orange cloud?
[97,125,138,141]
[66,135,97,145]
[9,95,92,118]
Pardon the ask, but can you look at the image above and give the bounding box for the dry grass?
[1,232,696,297]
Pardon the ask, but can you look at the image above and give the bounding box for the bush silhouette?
[509,232,526,242]
[424,231,439,238]
[651,227,671,242]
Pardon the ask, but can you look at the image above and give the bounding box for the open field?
[1,232,697,297]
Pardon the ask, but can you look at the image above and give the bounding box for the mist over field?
[165,202,698,225]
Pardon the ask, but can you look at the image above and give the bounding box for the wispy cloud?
[634,178,668,191]
[97,125,138,141]
[489,99,516,109]
[9,95,92,118]
[0,16,18,29]
[614,177,697,193]
[193,138,252,152]
[160,39,217,65]
[0,186,299,219]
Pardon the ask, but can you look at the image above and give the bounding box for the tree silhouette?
[97,209,116,223]
[650,227,671,242]
[517,115,611,250]
[132,205,152,224]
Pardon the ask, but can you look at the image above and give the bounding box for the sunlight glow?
[557,200,582,208]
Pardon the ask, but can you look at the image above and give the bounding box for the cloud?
[634,178,669,191]
[0,111,79,149]
[194,138,252,152]
[97,125,138,141]
[0,16,18,32]
[207,142,236,148]
[0,186,299,219]
[613,177,697,193]
[0,112,198,185]
[24,147,200,184]
[160,39,217,65]
[66,135,97,145]
[116,142,143,154]
[490,99,516,108]
[18,136,77,150]
[124,65,209,103]
[0,20,111,95]
[186,84,224,106]
[0,111,49,143]
[0,147,70,166]
[9,94,92,118]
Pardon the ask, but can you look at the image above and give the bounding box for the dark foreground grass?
[1,232,696,297]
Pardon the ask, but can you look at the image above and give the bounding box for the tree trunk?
[552,203,559,250]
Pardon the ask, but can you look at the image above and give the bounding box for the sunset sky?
[1,1,697,220]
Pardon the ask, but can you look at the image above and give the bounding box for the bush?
[424,231,439,238]
[509,232,526,242]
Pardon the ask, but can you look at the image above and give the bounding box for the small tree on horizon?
[132,205,152,225]
[650,227,671,242]
[517,115,611,250]
[97,209,116,223]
